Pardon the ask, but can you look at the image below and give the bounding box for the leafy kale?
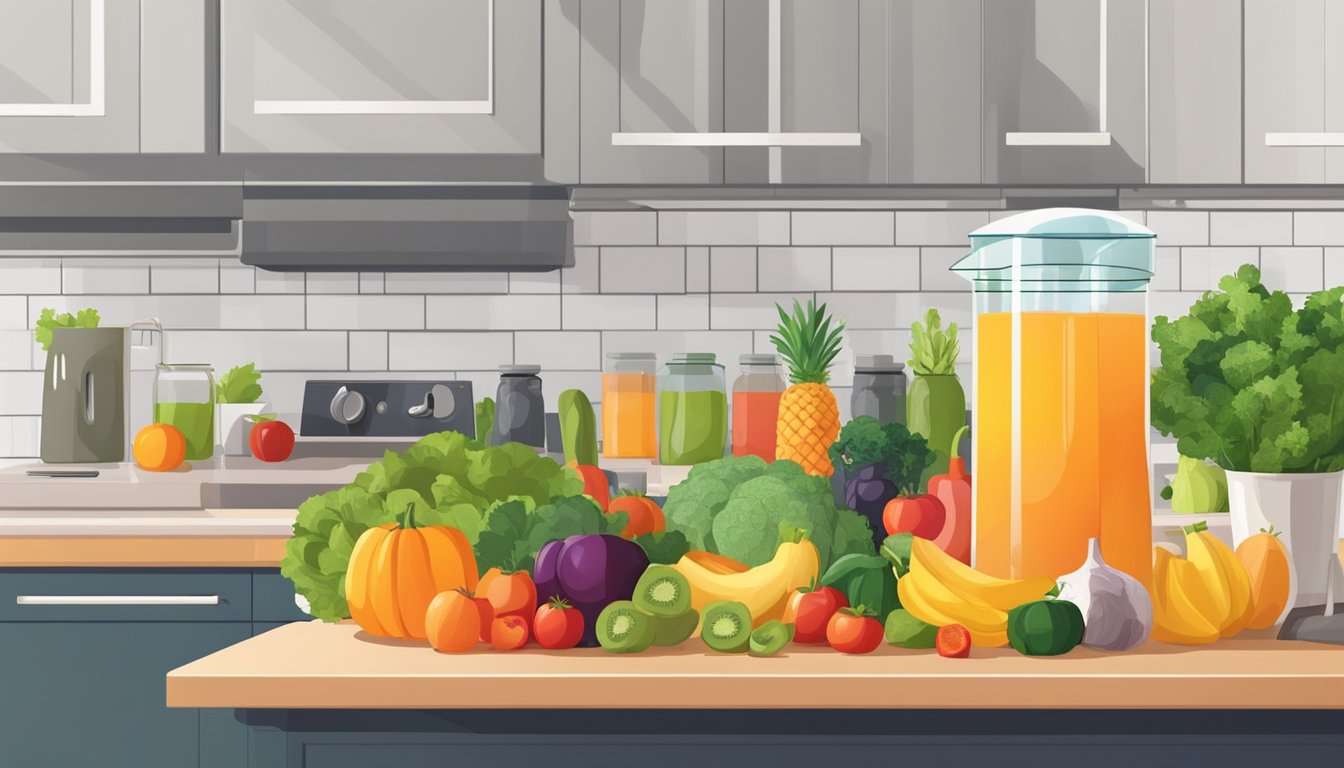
[216,363,263,404]
[828,416,936,494]
[1151,264,1344,472]
[474,496,625,574]
[34,307,100,351]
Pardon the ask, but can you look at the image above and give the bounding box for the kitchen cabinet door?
[888,0,982,184]
[982,0,1147,184]
[0,621,249,768]
[1148,0,1242,184]
[1246,1,1344,183]
[0,0,139,153]
[220,0,540,154]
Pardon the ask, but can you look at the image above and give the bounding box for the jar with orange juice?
[951,209,1155,591]
[602,352,656,458]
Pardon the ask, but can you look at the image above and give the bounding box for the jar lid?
[606,352,656,361]
[854,354,904,373]
[739,353,779,366]
[499,364,541,375]
[669,352,718,365]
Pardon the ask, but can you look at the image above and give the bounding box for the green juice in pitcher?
[155,402,215,460]
[659,390,728,464]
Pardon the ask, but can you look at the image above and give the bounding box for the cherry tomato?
[533,597,585,650]
[936,624,972,658]
[826,606,883,654]
[248,418,295,462]
[480,568,538,629]
[490,616,529,651]
[782,586,848,644]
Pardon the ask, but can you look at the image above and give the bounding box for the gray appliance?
[40,327,129,463]
[300,380,476,439]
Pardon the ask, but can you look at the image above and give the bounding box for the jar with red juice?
[731,354,784,461]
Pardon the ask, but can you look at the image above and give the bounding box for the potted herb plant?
[216,363,267,456]
[906,308,966,485]
[1151,264,1344,609]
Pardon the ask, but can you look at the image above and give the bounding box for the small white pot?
[217,402,267,456]
[1226,469,1343,612]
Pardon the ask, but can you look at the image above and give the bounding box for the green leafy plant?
[828,416,936,495]
[908,308,959,375]
[216,363,263,404]
[1151,264,1344,473]
[34,307,100,351]
[475,397,495,442]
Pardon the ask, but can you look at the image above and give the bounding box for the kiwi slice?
[700,601,752,653]
[651,609,699,647]
[596,600,655,654]
[748,620,795,657]
[633,566,692,617]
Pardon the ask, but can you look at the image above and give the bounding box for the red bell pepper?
[928,425,971,564]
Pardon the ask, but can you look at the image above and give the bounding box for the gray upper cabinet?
[220,0,540,154]
[1148,0,1241,184]
[1245,0,1344,183]
[982,0,1147,184]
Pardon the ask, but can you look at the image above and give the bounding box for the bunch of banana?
[897,537,1057,647]
[669,529,819,632]
[1151,521,1253,644]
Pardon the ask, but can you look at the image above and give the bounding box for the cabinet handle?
[611,132,861,148]
[1265,133,1344,147]
[1005,132,1113,147]
[16,595,221,606]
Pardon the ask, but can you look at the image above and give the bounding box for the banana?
[1182,521,1253,637]
[902,567,1009,634]
[897,576,1009,648]
[670,535,819,630]
[909,537,1055,611]
[1151,547,1220,644]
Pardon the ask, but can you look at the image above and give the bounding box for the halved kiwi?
[651,609,699,647]
[748,619,795,657]
[596,600,655,654]
[700,600,752,653]
[633,566,692,617]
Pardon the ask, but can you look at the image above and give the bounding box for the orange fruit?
[133,424,187,472]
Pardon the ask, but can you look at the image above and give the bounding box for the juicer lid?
[969,208,1154,240]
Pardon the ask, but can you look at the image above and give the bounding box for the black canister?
[851,354,907,425]
[492,364,546,447]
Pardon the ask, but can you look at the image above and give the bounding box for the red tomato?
[249,419,295,462]
[936,624,972,658]
[490,616,529,651]
[606,493,666,538]
[883,494,946,538]
[826,607,883,654]
[533,597,585,650]
[479,568,538,630]
[464,591,494,643]
[782,586,848,644]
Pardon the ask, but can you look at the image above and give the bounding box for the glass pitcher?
[951,209,1155,590]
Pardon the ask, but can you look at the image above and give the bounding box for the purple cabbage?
[843,463,899,548]
[533,534,650,646]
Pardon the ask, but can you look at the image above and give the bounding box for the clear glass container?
[154,363,216,461]
[851,354,907,425]
[602,352,657,458]
[494,364,545,448]
[658,353,727,465]
[732,353,784,461]
[951,208,1155,590]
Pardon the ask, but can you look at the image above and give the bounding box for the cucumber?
[558,389,598,466]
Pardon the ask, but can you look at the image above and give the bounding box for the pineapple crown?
[907,308,959,375]
[770,299,845,385]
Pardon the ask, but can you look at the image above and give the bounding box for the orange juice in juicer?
[951,209,1155,591]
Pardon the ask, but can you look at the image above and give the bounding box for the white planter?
[217,402,267,456]
[1226,469,1343,612]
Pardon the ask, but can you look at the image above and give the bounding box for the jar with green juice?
[658,353,727,465]
[154,363,216,461]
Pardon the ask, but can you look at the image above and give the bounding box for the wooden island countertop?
[166,620,1344,710]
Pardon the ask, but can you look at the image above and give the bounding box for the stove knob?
[329,386,366,425]
[408,384,456,420]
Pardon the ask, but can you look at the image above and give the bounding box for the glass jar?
[952,208,1155,590]
[851,354,907,425]
[732,353,784,461]
[493,364,545,448]
[154,363,216,461]
[658,353,727,465]
[602,352,657,458]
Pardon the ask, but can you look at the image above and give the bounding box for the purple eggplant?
[533,534,650,646]
[844,462,899,548]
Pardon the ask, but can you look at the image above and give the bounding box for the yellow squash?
[1182,521,1253,637]
[1235,527,1293,630]
[1151,547,1221,645]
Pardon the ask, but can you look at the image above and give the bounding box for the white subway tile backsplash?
[388,332,513,371]
[385,272,509,294]
[428,295,560,330]
[657,294,710,330]
[1146,211,1207,246]
[0,259,61,295]
[563,295,656,330]
[32,295,306,330]
[1210,212,1292,246]
[165,331,349,371]
[831,248,919,292]
[219,259,255,294]
[710,247,756,292]
[515,331,601,370]
[255,270,306,294]
[0,416,40,458]
[0,297,25,329]
[710,293,811,330]
[686,247,710,293]
[1326,248,1344,289]
[348,332,389,371]
[304,273,360,294]
[659,211,790,245]
[1294,212,1344,245]
[813,292,898,329]
[62,259,150,294]
[1151,247,1181,292]
[600,247,686,293]
[308,295,426,330]
[889,292,973,330]
[919,247,971,292]
[1180,247,1259,291]
[1260,247,1325,294]
[359,273,385,294]
[792,212,894,246]
[509,270,561,294]
[573,211,658,246]
[150,263,219,294]
[0,372,47,415]
[894,211,989,246]
[757,248,831,291]
[561,247,600,294]
[0,331,34,370]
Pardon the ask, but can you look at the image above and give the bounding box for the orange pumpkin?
[1236,527,1293,630]
[133,424,187,472]
[345,505,478,640]
[425,589,481,653]
[607,493,665,538]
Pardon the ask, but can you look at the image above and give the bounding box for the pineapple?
[770,299,845,477]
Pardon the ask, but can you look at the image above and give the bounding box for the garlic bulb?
[1057,538,1153,651]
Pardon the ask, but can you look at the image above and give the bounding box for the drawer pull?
[611,132,862,148]
[1265,133,1344,147]
[16,595,221,606]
